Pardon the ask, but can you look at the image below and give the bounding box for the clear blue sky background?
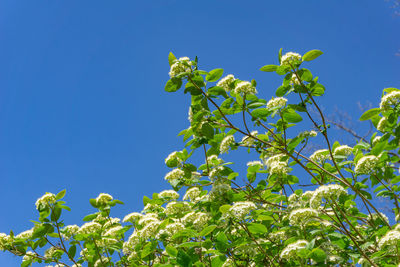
[0,0,399,265]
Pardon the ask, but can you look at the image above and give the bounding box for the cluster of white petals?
[266,97,287,110]
[289,208,318,226]
[165,151,181,166]
[380,90,400,112]
[165,201,191,216]
[123,212,142,223]
[158,190,179,199]
[377,117,388,132]
[35,192,57,210]
[95,193,113,206]
[310,149,330,162]
[280,240,309,259]
[210,183,231,197]
[209,166,225,179]
[208,155,224,166]
[378,230,400,248]
[233,81,258,95]
[22,251,36,262]
[78,222,101,235]
[94,257,110,267]
[372,136,382,146]
[183,187,201,201]
[280,52,302,66]
[217,74,236,92]
[241,131,258,147]
[299,130,317,138]
[104,226,123,237]
[61,225,79,241]
[158,222,185,238]
[44,246,62,259]
[0,233,11,250]
[355,155,379,174]
[247,160,263,168]
[333,145,353,157]
[220,135,235,154]
[310,184,347,208]
[16,229,33,240]
[164,168,185,181]
[169,57,192,78]
[265,154,288,176]
[228,201,257,219]
[367,212,389,225]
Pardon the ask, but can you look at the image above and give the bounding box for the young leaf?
[168,52,177,66]
[260,65,278,72]
[165,77,182,92]
[206,69,224,82]
[360,108,381,121]
[302,50,323,61]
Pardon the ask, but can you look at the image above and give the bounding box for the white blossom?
[220,135,235,154]
[310,149,330,162]
[355,155,379,174]
[233,81,257,95]
[228,201,257,219]
[280,240,309,259]
[164,168,185,181]
[217,74,236,92]
[183,187,201,201]
[267,97,287,109]
[169,57,192,77]
[35,192,57,210]
[377,117,388,132]
[159,190,179,200]
[333,145,353,157]
[95,193,113,205]
[123,212,142,223]
[165,201,191,216]
[280,52,302,66]
[289,208,318,226]
[241,131,258,146]
[378,230,400,248]
[78,222,101,235]
[380,90,400,112]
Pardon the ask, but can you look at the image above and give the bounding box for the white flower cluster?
[377,117,388,132]
[290,73,301,85]
[266,97,287,110]
[333,145,353,157]
[123,212,142,223]
[228,201,257,219]
[288,191,314,210]
[310,149,330,163]
[158,190,179,200]
[247,160,263,168]
[280,240,309,259]
[380,90,400,112]
[94,257,110,267]
[183,187,201,201]
[299,130,317,138]
[233,81,258,95]
[217,74,236,92]
[44,246,63,259]
[265,154,289,176]
[16,229,33,240]
[104,225,123,238]
[182,211,210,230]
[289,208,318,226]
[165,151,181,167]
[241,131,258,147]
[158,222,185,238]
[209,166,225,179]
[95,193,113,206]
[0,233,11,250]
[208,155,224,166]
[164,168,185,181]
[165,201,191,216]
[372,136,381,146]
[310,184,347,208]
[61,225,79,241]
[169,57,192,78]
[35,192,57,210]
[78,222,101,235]
[220,135,235,154]
[210,183,231,198]
[280,52,302,66]
[22,251,36,262]
[378,230,400,248]
[355,155,379,174]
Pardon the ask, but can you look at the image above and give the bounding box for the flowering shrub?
[1,49,400,266]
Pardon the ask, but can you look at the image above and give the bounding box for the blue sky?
[0,0,399,265]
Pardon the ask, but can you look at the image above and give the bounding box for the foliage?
[1,49,400,267]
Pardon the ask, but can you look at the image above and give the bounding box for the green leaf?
[283,109,303,123]
[276,85,290,97]
[143,195,151,206]
[298,69,312,82]
[177,249,192,267]
[360,108,381,121]
[166,245,178,257]
[56,189,66,200]
[200,225,217,236]
[211,256,226,267]
[68,245,76,258]
[260,65,278,72]
[206,69,224,82]
[302,50,323,61]
[251,108,269,119]
[247,223,267,234]
[168,52,177,66]
[141,242,154,258]
[278,48,283,64]
[200,123,214,139]
[83,213,98,221]
[165,78,183,92]
[309,248,327,263]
